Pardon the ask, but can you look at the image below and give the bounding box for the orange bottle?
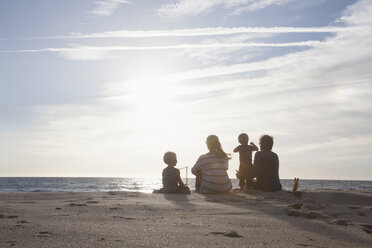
[292,178,299,191]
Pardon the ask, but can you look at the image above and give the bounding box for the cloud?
[88,0,131,16]
[2,0,372,178]
[19,25,353,62]
[0,41,323,60]
[157,0,219,19]
[281,136,372,155]
[55,46,116,61]
[158,0,296,19]
[338,0,372,26]
[43,26,354,39]
[119,0,372,157]
[231,0,295,15]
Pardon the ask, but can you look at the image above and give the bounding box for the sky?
[0,0,372,180]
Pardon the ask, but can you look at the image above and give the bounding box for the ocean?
[0,178,371,193]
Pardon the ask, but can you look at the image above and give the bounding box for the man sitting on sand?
[253,135,282,192]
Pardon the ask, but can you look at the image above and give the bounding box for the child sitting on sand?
[233,133,258,191]
[158,151,190,194]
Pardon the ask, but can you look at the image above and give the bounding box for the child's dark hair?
[163,151,177,166]
[206,135,231,160]
[238,133,249,145]
[260,135,274,151]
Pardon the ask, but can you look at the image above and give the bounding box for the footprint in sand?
[226,198,243,203]
[206,199,221,203]
[113,216,135,220]
[206,230,242,238]
[334,219,349,226]
[128,194,139,197]
[297,243,310,247]
[288,203,303,210]
[0,214,18,219]
[303,211,322,219]
[67,203,87,207]
[17,220,29,224]
[348,206,360,210]
[109,207,121,211]
[285,209,301,217]
[6,240,16,246]
[37,231,52,238]
[285,208,324,220]
[361,224,372,234]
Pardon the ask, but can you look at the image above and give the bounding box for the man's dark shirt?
[253,150,282,192]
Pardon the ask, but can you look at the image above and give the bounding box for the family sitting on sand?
[156,134,282,194]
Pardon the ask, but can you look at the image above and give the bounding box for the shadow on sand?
[161,188,372,246]
[201,189,372,245]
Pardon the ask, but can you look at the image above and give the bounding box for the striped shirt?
[192,153,232,193]
[162,166,179,193]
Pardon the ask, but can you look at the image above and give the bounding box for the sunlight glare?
[128,76,179,127]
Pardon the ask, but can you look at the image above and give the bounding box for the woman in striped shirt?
[191,135,232,193]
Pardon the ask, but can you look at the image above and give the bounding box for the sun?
[127,76,179,126]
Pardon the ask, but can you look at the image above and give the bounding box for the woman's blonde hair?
[206,135,231,160]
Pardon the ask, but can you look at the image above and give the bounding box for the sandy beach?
[0,190,371,247]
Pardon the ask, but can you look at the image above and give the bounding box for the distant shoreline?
[0,176,371,181]
[0,178,371,193]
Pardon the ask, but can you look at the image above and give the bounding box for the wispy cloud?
[232,0,296,15]
[231,0,295,15]
[88,0,131,16]
[158,0,296,19]
[0,41,323,60]
[42,26,354,39]
[281,136,372,155]
[103,55,294,95]
[157,0,219,19]
[17,25,353,62]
